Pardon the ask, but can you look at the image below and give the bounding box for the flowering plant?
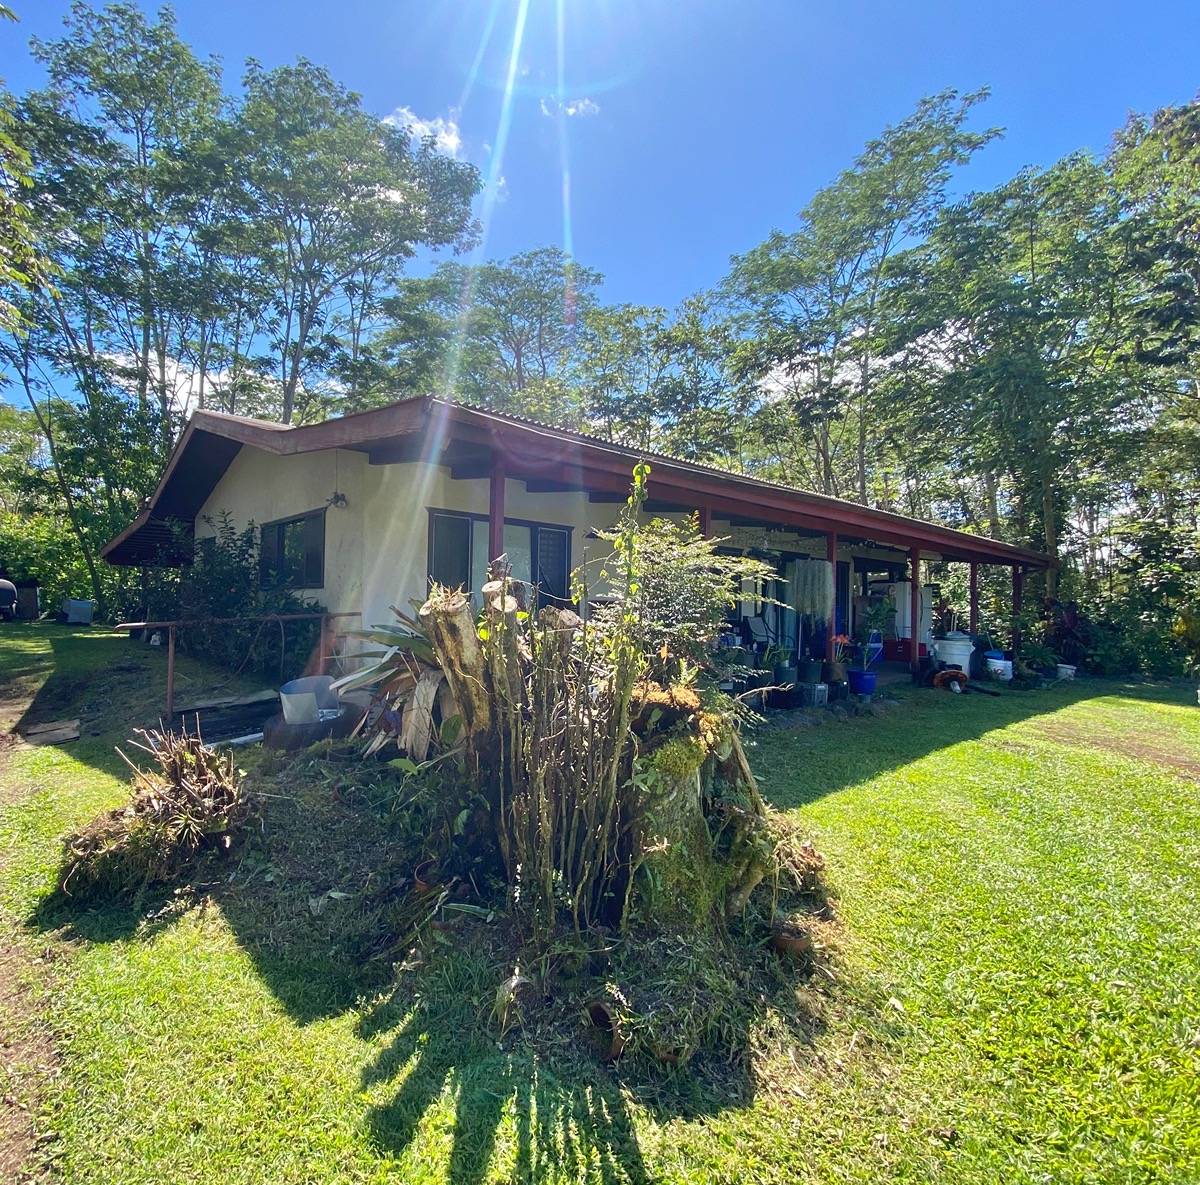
[831,634,851,663]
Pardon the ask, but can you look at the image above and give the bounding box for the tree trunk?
[418,587,491,787]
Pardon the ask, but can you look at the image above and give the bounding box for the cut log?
[636,763,722,927]
[418,586,491,782]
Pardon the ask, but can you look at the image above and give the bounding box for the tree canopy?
[0,4,1196,672]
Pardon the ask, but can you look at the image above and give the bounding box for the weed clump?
[61,728,250,901]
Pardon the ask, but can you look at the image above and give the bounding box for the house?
[102,396,1048,670]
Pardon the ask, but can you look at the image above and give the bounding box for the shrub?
[175,511,325,681]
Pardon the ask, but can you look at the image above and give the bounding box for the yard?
[1,624,1198,1184]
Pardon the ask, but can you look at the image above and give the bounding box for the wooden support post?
[488,459,506,562]
[909,546,921,673]
[318,614,330,674]
[1012,565,1024,662]
[165,624,176,722]
[968,561,979,634]
[825,531,838,663]
[698,506,712,538]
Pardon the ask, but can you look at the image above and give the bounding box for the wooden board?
[172,689,277,715]
[19,719,80,745]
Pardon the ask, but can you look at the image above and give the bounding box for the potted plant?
[765,644,798,686]
[798,650,823,685]
[848,598,894,696]
[824,634,849,685]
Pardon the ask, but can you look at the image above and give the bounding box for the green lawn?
[2,624,1199,1184]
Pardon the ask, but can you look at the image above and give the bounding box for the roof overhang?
[103,396,1051,570]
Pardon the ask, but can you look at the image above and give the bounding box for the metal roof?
[102,395,1050,569]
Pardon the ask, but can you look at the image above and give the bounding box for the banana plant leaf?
[346,627,436,664]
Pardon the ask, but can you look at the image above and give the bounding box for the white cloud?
[539,96,600,119]
[383,106,463,158]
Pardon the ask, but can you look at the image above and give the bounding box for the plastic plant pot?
[847,669,877,695]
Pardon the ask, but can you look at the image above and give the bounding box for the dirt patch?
[1034,720,1200,780]
[0,684,61,1181]
[0,943,58,1183]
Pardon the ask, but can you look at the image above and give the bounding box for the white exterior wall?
[358,463,628,628]
[194,446,366,615]
[193,444,926,642]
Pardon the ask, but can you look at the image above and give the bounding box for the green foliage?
[176,511,325,680]
[6,626,1200,1181]
[592,501,776,685]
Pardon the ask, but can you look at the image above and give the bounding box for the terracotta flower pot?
[413,858,439,894]
[824,660,847,683]
[585,1000,626,1062]
[770,922,814,960]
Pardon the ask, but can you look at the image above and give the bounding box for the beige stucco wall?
[195,446,366,616]
[193,444,922,643]
[358,462,630,627]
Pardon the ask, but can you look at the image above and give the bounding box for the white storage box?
[1056,663,1076,680]
[797,682,829,707]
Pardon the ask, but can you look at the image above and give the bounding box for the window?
[260,509,325,589]
[534,527,570,605]
[427,511,571,609]
[429,512,472,590]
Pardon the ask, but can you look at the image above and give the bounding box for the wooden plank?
[172,689,277,715]
[21,720,80,745]
[22,718,81,736]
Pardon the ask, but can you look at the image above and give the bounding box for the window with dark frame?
[260,509,325,589]
[427,511,571,609]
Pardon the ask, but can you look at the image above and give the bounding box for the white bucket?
[1056,664,1076,681]
[934,635,975,671]
[986,657,1013,682]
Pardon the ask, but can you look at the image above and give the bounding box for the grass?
[2,624,1199,1183]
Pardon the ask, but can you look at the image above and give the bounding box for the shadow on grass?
[17,625,1188,1183]
[748,677,1176,812]
[357,980,654,1185]
[25,737,825,1184]
[7,625,270,759]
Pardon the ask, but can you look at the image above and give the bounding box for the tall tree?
[725,89,997,500]
[231,59,479,422]
[388,246,601,421]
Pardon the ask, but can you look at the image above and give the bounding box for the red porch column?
[1012,565,1024,662]
[488,459,506,561]
[698,506,712,538]
[909,545,921,673]
[825,531,838,663]
[968,561,979,634]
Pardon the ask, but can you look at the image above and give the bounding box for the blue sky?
[5,0,1200,308]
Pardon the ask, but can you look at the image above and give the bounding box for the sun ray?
[437,0,532,403]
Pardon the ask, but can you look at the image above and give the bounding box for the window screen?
[429,513,472,590]
[534,527,570,606]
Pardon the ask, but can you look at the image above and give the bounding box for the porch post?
[488,458,506,561]
[908,545,921,674]
[1012,564,1024,663]
[698,506,712,538]
[968,561,979,634]
[825,530,838,663]
[165,624,176,721]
